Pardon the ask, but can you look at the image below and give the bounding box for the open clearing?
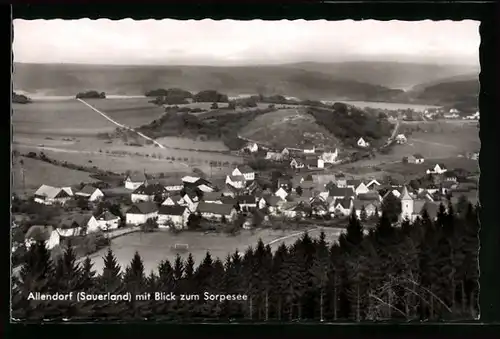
[11,156,98,195]
[83,98,166,128]
[86,227,345,274]
[12,101,117,136]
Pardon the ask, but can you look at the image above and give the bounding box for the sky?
[13,19,480,66]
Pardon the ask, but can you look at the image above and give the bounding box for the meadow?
[12,101,117,137]
[321,100,441,112]
[11,155,99,195]
[85,227,345,274]
[83,98,166,128]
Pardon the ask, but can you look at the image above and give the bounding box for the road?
[77,99,166,150]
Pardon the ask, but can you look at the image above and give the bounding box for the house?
[303,157,324,169]
[96,211,120,231]
[275,187,289,200]
[124,173,148,190]
[201,192,224,204]
[320,149,339,164]
[25,225,60,250]
[335,173,347,188]
[265,151,284,162]
[61,187,74,196]
[416,190,435,202]
[283,202,310,219]
[162,194,183,206]
[311,174,337,187]
[357,137,370,148]
[156,178,183,192]
[232,165,255,181]
[157,205,190,229]
[197,183,216,193]
[346,180,370,195]
[59,214,100,236]
[181,176,201,185]
[290,158,305,169]
[357,191,382,202]
[329,187,355,200]
[179,192,200,212]
[366,179,381,189]
[75,185,104,202]
[426,164,448,174]
[244,142,259,153]
[353,200,381,218]
[226,175,246,189]
[34,185,71,205]
[442,171,458,182]
[125,202,159,225]
[303,143,316,154]
[407,154,425,164]
[196,202,238,222]
[236,195,257,211]
[281,148,291,158]
[440,181,458,195]
[395,134,407,144]
[131,184,167,203]
[258,195,282,214]
[330,198,353,216]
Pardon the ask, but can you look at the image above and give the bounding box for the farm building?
[442,171,458,182]
[201,192,224,204]
[157,205,190,229]
[290,158,305,169]
[96,211,120,231]
[59,214,100,236]
[243,142,259,153]
[179,192,200,212]
[150,178,183,192]
[353,200,381,218]
[181,176,200,185]
[406,154,425,164]
[346,180,370,195]
[131,183,167,203]
[232,165,255,181]
[357,137,370,148]
[124,173,148,190]
[34,184,72,205]
[196,202,238,222]
[302,143,316,154]
[257,195,282,214]
[330,198,353,216]
[225,175,246,189]
[25,225,60,250]
[426,164,448,175]
[162,194,183,206]
[283,202,310,219]
[320,149,339,164]
[236,195,257,210]
[357,191,382,202]
[303,157,325,169]
[329,187,355,200]
[75,185,104,202]
[266,151,284,162]
[125,202,158,225]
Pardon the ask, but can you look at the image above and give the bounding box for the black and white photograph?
[11,19,480,322]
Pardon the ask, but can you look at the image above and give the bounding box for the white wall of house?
[57,227,83,237]
[275,188,288,200]
[317,159,325,169]
[34,197,70,206]
[165,185,183,192]
[126,212,158,225]
[86,216,101,234]
[131,194,154,203]
[158,213,187,229]
[25,231,60,250]
[201,210,237,222]
[97,218,120,231]
[125,180,143,190]
[355,183,370,195]
[89,189,104,202]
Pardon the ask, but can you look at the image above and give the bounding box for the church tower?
[400,186,414,220]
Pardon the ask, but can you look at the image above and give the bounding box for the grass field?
[239,108,339,149]
[86,227,345,274]
[11,155,99,195]
[12,101,117,136]
[154,137,229,152]
[83,98,166,128]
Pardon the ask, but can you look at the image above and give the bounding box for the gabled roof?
[158,205,187,216]
[196,202,235,215]
[34,185,69,199]
[346,179,362,187]
[357,191,381,201]
[132,183,167,196]
[96,211,119,221]
[353,199,380,210]
[443,171,457,178]
[126,202,158,215]
[126,173,147,182]
[228,175,246,182]
[79,185,98,195]
[400,186,413,200]
[221,196,237,205]
[25,225,55,241]
[234,165,254,174]
[329,187,355,197]
[311,174,336,185]
[202,192,223,202]
[149,177,183,186]
[61,214,94,228]
[182,176,200,183]
[263,195,281,206]
[334,197,352,209]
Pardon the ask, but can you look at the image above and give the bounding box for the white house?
[197,184,215,193]
[75,185,104,202]
[320,149,339,164]
[395,134,407,144]
[181,176,200,185]
[34,185,71,205]
[346,180,370,195]
[124,173,148,190]
[24,225,60,250]
[303,143,316,154]
[131,184,167,203]
[275,187,289,200]
[330,198,353,216]
[155,178,183,193]
[257,196,282,214]
[304,158,324,169]
[201,192,224,204]
[329,187,355,200]
[407,154,425,164]
[236,195,257,211]
[353,200,381,218]
[290,158,305,169]
[426,164,448,174]
[179,192,199,212]
[157,205,190,229]
[232,165,255,181]
[96,211,120,231]
[59,214,100,236]
[366,179,381,189]
[244,142,259,153]
[226,175,246,189]
[196,202,238,222]
[125,202,159,225]
[357,137,370,148]
[281,148,291,158]
[266,151,284,161]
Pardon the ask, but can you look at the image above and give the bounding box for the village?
[13,133,479,258]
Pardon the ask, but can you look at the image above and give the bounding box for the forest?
[12,200,479,322]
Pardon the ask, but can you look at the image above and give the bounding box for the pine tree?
[271,243,288,320]
[79,256,96,291]
[193,252,215,317]
[310,231,329,321]
[155,259,175,319]
[359,205,368,223]
[122,251,147,319]
[339,210,364,253]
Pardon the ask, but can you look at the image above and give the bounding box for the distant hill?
[13,62,477,102]
[409,73,478,92]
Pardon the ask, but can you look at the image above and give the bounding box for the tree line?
[12,200,479,322]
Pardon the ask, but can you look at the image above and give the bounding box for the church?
[400,186,440,222]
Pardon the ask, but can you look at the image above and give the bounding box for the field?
[322,100,440,112]
[86,227,345,274]
[12,101,118,136]
[239,108,340,149]
[11,155,99,195]
[83,98,166,128]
